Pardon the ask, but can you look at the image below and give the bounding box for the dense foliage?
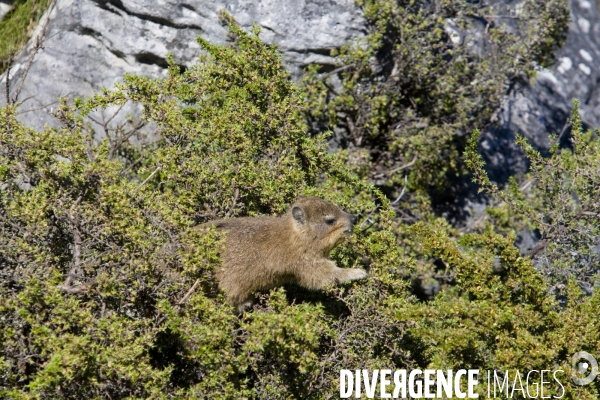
[0,22,403,398]
[466,100,600,296]
[302,0,569,212]
[1,8,599,400]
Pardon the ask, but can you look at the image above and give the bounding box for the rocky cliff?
[1,0,599,178]
[482,0,600,182]
[0,0,365,130]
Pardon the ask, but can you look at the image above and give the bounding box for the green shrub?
[404,219,599,399]
[0,21,406,398]
[301,0,569,211]
[466,100,600,295]
[1,19,598,400]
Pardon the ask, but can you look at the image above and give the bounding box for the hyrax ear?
[292,206,305,224]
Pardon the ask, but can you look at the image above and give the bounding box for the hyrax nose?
[349,213,357,225]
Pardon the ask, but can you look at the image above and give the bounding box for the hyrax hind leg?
[296,260,368,291]
[236,297,255,314]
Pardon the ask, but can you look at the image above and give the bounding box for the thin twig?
[346,116,362,146]
[17,99,60,115]
[481,14,521,20]
[61,223,82,292]
[361,176,409,230]
[360,205,380,230]
[519,179,536,192]
[13,0,57,103]
[391,175,408,205]
[320,64,354,80]
[4,53,11,106]
[527,238,550,258]
[155,278,202,326]
[61,279,96,294]
[136,165,162,190]
[225,187,239,218]
[4,54,11,138]
[69,192,85,217]
[557,118,570,143]
[60,185,98,295]
[109,120,146,159]
[489,93,510,123]
[118,154,145,176]
[177,279,201,306]
[103,103,126,127]
[389,156,418,174]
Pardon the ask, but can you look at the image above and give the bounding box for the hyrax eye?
[325,218,336,225]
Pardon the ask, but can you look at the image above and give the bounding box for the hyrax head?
[290,196,357,253]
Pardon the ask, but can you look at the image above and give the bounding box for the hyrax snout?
[202,196,368,312]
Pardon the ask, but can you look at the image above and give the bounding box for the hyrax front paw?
[342,268,368,283]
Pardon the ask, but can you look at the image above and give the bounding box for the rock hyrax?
[205,196,368,312]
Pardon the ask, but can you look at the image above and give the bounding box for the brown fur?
[202,196,368,312]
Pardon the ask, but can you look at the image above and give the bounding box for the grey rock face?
[481,0,600,183]
[0,0,365,131]
[1,0,599,174]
